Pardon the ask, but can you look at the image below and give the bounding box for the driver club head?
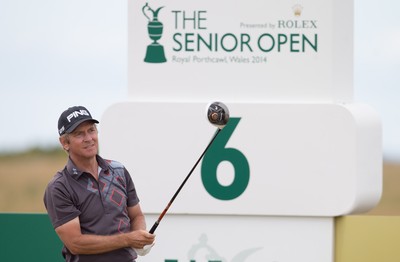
[206,101,230,129]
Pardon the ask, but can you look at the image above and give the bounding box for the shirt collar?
[66,155,110,179]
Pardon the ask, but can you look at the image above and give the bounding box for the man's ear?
[59,135,69,151]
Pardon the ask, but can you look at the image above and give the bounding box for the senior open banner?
[128,0,353,102]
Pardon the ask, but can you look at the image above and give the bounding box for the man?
[44,106,155,262]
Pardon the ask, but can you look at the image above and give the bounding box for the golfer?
[44,106,155,261]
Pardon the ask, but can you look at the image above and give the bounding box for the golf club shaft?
[149,128,222,234]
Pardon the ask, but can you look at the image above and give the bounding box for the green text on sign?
[201,117,250,200]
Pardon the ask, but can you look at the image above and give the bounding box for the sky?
[0,0,399,161]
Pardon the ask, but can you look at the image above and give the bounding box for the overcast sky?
[0,0,399,161]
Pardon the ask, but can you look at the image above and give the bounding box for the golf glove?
[134,243,155,256]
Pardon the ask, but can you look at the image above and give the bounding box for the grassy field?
[0,148,67,213]
[0,148,399,215]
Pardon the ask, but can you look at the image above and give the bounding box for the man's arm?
[128,204,147,231]
[55,216,154,255]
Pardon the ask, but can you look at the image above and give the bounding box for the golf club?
[148,101,230,234]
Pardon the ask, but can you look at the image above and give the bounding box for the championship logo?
[142,3,167,63]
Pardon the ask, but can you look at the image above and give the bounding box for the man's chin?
[83,147,98,157]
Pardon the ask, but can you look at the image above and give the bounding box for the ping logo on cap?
[58,106,98,136]
[67,109,90,122]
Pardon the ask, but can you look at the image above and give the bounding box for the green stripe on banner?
[0,213,63,261]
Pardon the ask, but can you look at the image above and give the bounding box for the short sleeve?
[43,176,81,229]
[123,168,140,207]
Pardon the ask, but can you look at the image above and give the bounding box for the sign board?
[140,214,333,262]
[128,0,353,102]
[101,102,381,217]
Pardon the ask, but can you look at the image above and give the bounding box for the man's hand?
[128,229,155,256]
[127,229,155,249]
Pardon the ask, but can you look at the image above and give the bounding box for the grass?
[0,148,67,213]
[0,148,399,215]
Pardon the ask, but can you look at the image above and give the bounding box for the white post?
[101,1,381,261]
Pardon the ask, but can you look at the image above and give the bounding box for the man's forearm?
[66,232,130,255]
[131,213,147,231]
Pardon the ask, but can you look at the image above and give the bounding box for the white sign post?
[101,1,381,261]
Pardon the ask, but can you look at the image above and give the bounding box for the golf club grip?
[149,221,159,234]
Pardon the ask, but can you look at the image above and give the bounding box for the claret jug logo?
[165,234,263,262]
[142,3,167,63]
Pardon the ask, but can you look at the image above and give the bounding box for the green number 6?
[201,117,250,200]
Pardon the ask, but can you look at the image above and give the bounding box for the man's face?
[63,121,99,160]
